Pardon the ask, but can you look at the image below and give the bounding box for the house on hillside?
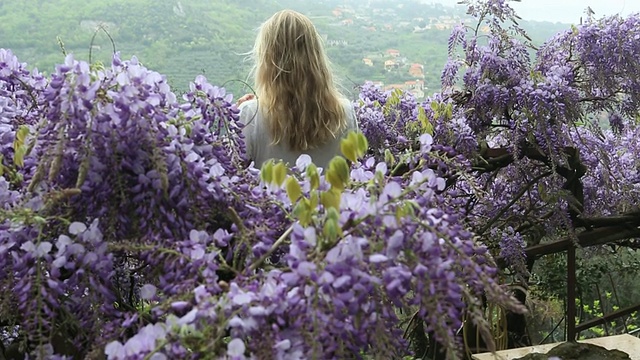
[409,63,425,78]
[327,39,348,47]
[362,58,373,66]
[405,80,424,91]
[341,18,353,26]
[386,49,400,57]
[383,80,426,99]
[384,83,406,92]
[384,59,398,71]
[396,57,408,66]
[434,23,450,30]
[405,80,425,98]
[428,14,468,31]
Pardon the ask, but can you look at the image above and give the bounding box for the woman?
[237,10,358,169]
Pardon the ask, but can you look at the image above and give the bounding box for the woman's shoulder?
[238,99,260,126]
[238,98,259,113]
[338,97,358,130]
[338,96,354,109]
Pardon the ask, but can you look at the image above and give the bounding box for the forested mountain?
[0,0,569,98]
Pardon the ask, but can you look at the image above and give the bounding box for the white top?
[239,98,358,169]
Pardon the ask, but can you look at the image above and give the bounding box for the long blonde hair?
[251,10,347,151]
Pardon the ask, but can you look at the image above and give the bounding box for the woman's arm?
[238,99,258,163]
[343,98,359,132]
[236,93,255,107]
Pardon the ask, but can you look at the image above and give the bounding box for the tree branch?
[248,225,293,272]
[478,171,552,236]
[525,225,640,258]
[577,213,640,228]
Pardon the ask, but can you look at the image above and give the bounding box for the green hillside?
[0,0,570,99]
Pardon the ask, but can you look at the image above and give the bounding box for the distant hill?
[0,0,571,99]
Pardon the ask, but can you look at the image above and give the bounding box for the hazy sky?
[430,0,639,24]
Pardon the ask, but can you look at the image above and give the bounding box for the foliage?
[577,296,639,340]
[0,0,570,97]
[437,0,640,348]
[0,47,522,359]
[438,0,640,261]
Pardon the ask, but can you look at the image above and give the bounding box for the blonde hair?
[251,10,347,151]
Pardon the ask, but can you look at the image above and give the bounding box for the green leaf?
[418,106,434,135]
[322,216,339,247]
[260,159,274,184]
[28,163,45,192]
[306,163,320,191]
[384,149,396,167]
[285,176,302,203]
[355,132,368,157]
[309,190,319,209]
[321,207,342,249]
[326,207,340,221]
[272,162,287,187]
[12,125,30,168]
[395,201,415,221]
[159,171,169,196]
[333,157,350,185]
[76,155,90,188]
[341,131,368,162]
[320,187,341,211]
[445,103,453,119]
[388,89,401,106]
[326,156,350,190]
[325,207,341,234]
[538,182,547,201]
[90,60,105,73]
[571,24,579,35]
[326,170,341,191]
[340,134,358,163]
[15,125,29,144]
[430,100,439,112]
[383,89,402,116]
[292,198,313,226]
[13,146,26,168]
[48,153,62,182]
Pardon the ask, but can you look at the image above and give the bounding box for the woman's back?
[240,97,358,169]
[238,9,360,169]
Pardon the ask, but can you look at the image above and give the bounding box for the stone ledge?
[472,334,640,360]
